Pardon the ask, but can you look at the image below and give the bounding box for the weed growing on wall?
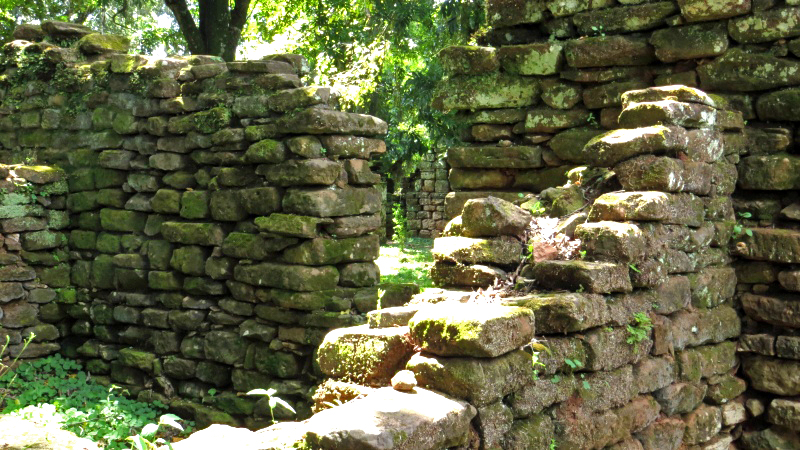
[626,312,653,349]
[0,354,193,450]
[392,202,409,245]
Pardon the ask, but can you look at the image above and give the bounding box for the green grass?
[376,237,435,289]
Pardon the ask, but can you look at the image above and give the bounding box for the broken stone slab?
[317,324,415,386]
[532,260,633,294]
[615,155,712,195]
[505,293,611,334]
[408,302,534,358]
[432,236,524,266]
[407,350,530,407]
[303,387,476,449]
[430,262,507,288]
[589,191,705,226]
[575,221,648,263]
[446,146,543,169]
[733,228,800,263]
[459,196,531,238]
[581,125,688,167]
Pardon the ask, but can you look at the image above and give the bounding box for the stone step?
[430,261,507,288]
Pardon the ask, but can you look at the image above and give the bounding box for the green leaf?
[273,397,296,414]
[247,389,270,396]
[159,414,184,432]
[140,423,159,439]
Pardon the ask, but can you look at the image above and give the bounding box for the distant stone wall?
[0,164,68,360]
[404,147,449,238]
[0,22,386,428]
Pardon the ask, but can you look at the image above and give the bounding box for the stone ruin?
[5,0,800,449]
[0,20,386,429]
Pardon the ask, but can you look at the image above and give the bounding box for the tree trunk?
[164,0,251,61]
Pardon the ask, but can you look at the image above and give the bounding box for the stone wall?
[0,22,386,428]
[0,164,68,360]
[404,147,449,238]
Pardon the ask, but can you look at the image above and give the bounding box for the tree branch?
[163,0,206,54]
[224,0,251,61]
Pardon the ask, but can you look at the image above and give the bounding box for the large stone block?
[432,73,540,111]
[283,186,381,217]
[408,303,533,358]
[589,192,705,226]
[565,35,655,68]
[507,293,610,334]
[738,154,800,190]
[650,22,729,62]
[677,0,751,22]
[317,325,415,385]
[582,126,688,168]
[615,156,712,195]
[233,262,339,291]
[729,7,800,44]
[572,3,677,35]
[733,228,800,263]
[432,236,523,266]
[446,146,543,169]
[459,196,531,238]
[742,293,800,328]
[408,350,530,407]
[532,260,632,294]
[575,222,647,263]
[698,48,800,91]
[438,46,499,76]
[282,235,379,265]
[498,43,563,76]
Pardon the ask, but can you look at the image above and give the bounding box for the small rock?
[391,370,417,391]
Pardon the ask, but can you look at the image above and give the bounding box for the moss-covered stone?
[160,222,224,246]
[589,191,705,226]
[283,186,381,218]
[260,159,342,186]
[317,325,415,385]
[432,73,540,111]
[99,209,146,232]
[564,35,655,68]
[438,46,499,76]
[254,213,332,238]
[170,246,208,276]
[151,189,182,214]
[282,235,379,265]
[234,262,339,291]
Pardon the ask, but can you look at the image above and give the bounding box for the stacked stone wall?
[404,147,449,238]
[0,22,386,428]
[0,164,68,360]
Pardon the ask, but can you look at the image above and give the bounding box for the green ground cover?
[376,237,435,289]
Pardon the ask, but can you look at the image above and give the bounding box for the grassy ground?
[376,237,435,289]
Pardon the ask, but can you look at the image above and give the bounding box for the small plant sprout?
[734,211,754,237]
[626,312,653,350]
[129,414,183,450]
[629,263,641,274]
[248,388,296,424]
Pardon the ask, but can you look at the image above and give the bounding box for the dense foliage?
[0,354,191,449]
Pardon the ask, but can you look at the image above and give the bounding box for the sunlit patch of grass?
[376,237,435,289]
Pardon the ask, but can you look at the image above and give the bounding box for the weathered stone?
[729,7,800,43]
[408,350,530,407]
[409,303,533,358]
[459,197,531,238]
[317,325,415,385]
[742,292,800,328]
[283,186,381,217]
[234,262,339,291]
[488,0,547,26]
[576,222,647,263]
[303,387,475,450]
[446,146,543,169]
[734,228,800,263]
[260,159,341,186]
[650,22,729,62]
[521,108,591,133]
[507,293,610,334]
[698,48,800,91]
[432,73,540,111]
[677,0,751,22]
[582,126,688,167]
[573,3,677,36]
[283,235,378,265]
[618,100,726,129]
[683,404,722,445]
[589,192,705,226]
[738,154,800,190]
[532,260,632,294]
[565,35,655,68]
[430,262,507,288]
[432,236,523,266]
[438,46,499,76]
[498,43,563,76]
[616,156,711,195]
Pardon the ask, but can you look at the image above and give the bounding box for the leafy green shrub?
[1,354,191,450]
[626,312,653,349]
[392,202,408,245]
